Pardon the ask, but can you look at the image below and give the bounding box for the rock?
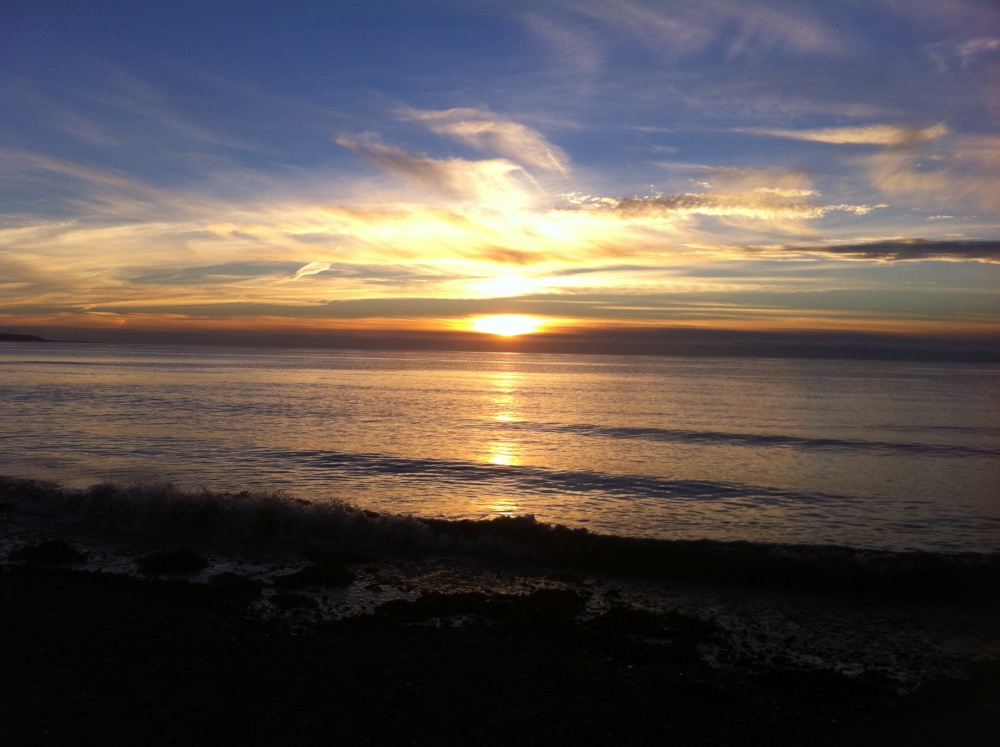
[271,592,319,610]
[138,549,208,575]
[8,539,86,565]
[272,562,355,589]
[303,545,370,565]
[375,592,489,621]
[207,572,265,599]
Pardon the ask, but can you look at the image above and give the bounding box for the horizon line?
[3,326,999,363]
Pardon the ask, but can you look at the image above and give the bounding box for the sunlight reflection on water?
[2,343,998,551]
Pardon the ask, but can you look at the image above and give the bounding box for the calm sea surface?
[2,343,998,552]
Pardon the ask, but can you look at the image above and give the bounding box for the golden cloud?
[335,133,538,206]
[401,107,570,175]
[742,123,948,146]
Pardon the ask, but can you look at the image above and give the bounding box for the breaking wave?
[2,476,996,601]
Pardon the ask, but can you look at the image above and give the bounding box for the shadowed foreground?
[2,565,997,746]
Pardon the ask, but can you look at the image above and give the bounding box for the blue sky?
[2,0,999,351]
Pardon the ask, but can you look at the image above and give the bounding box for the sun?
[470,315,543,337]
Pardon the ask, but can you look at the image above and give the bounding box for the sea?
[3,341,1000,681]
[2,342,998,553]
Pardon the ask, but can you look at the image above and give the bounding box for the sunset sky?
[2,1,999,356]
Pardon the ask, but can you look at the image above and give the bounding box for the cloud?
[335,133,537,204]
[957,37,1000,64]
[563,191,881,221]
[292,261,333,280]
[475,247,550,266]
[864,134,1000,211]
[664,165,817,195]
[85,67,257,152]
[129,261,306,286]
[402,108,570,174]
[715,2,842,59]
[784,239,1000,264]
[0,148,229,220]
[926,37,1000,71]
[735,125,998,213]
[564,1,712,57]
[553,0,842,60]
[128,261,430,286]
[742,124,949,146]
[523,13,605,76]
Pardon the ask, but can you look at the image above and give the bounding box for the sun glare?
[470,314,542,336]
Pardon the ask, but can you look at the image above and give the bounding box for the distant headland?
[0,333,48,342]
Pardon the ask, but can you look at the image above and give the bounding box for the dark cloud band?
[791,239,1000,263]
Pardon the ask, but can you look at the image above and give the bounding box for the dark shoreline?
[3,478,999,743]
[2,561,998,746]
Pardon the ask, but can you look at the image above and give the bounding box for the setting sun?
[470,315,543,337]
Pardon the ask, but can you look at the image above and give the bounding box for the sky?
[2,0,999,357]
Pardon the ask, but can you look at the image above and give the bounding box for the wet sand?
[2,562,997,746]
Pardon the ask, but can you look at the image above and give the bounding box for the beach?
[3,560,998,745]
[2,484,999,745]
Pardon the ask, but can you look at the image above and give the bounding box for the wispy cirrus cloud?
[710,1,842,59]
[562,191,881,221]
[864,134,1000,211]
[926,37,1000,72]
[739,123,999,212]
[561,0,711,58]
[128,261,305,286]
[83,66,259,152]
[335,133,538,205]
[0,148,232,220]
[741,124,949,146]
[401,107,570,175]
[522,13,605,77]
[659,165,818,196]
[291,261,334,280]
[556,0,842,60]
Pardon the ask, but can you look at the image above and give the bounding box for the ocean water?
[2,342,998,554]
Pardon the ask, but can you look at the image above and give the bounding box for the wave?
[264,447,852,504]
[2,476,996,601]
[496,421,1000,458]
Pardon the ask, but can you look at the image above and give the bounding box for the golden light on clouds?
[470,314,544,336]
[4,1,1000,353]
[468,274,540,298]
